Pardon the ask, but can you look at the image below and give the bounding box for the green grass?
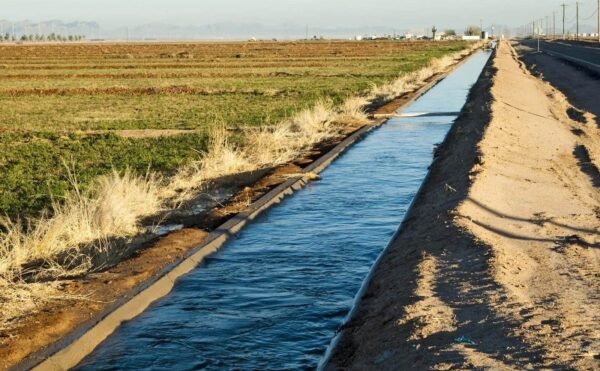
[0,132,208,217]
[0,41,467,217]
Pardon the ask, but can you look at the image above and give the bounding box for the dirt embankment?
[327,41,600,369]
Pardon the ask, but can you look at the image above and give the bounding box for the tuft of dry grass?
[0,170,161,283]
[164,127,253,205]
[336,97,370,124]
[166,101,342,205]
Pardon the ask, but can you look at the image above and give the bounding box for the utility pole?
[597,0,600,43]
[553,12,556,39]
[561,3,567,39]
[546,15,549,37]
[533,19,539,51]
[576,1,579,40]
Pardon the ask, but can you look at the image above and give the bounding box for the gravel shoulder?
[327,41,600,370]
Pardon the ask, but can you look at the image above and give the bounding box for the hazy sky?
[3,0,598,29]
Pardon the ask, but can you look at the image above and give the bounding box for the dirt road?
[327,41,600,369]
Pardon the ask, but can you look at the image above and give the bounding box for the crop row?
[0,40,454,59]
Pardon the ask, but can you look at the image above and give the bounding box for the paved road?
[520,39,600,74]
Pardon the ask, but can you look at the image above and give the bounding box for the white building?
[434,31,446,41]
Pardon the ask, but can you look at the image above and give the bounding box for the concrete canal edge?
[16,50,480,371]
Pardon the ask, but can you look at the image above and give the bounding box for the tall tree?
[465,25,482,36]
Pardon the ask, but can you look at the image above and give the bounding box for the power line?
[581,7,598,20]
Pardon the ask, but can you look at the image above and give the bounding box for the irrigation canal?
[76,50,491,370]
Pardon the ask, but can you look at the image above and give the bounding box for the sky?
[2,0,598,31]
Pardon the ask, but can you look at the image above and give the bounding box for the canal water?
[77,50,491,370]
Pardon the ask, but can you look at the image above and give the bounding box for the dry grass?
[165,100,344,205]
[0,170,161,330]
[0,282,77,332]
[369,43,481,104]
[0,44,477,331]
[0,170,161,282]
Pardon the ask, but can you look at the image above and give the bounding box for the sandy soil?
[328,41,600,369]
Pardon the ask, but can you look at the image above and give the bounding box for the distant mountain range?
[114,22,408,40]
[0,20,100,37]
[0,20,414,40]
[0,20,595,41]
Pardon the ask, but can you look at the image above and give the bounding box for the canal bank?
[327,41,600,370]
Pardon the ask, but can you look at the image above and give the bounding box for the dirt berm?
[327,41,600,369]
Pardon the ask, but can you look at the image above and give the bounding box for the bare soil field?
[328,41,600,369]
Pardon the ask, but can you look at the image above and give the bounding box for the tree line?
[0,33,86,42]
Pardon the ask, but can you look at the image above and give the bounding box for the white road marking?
[542,49,600,70]
[544,41,600,55]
